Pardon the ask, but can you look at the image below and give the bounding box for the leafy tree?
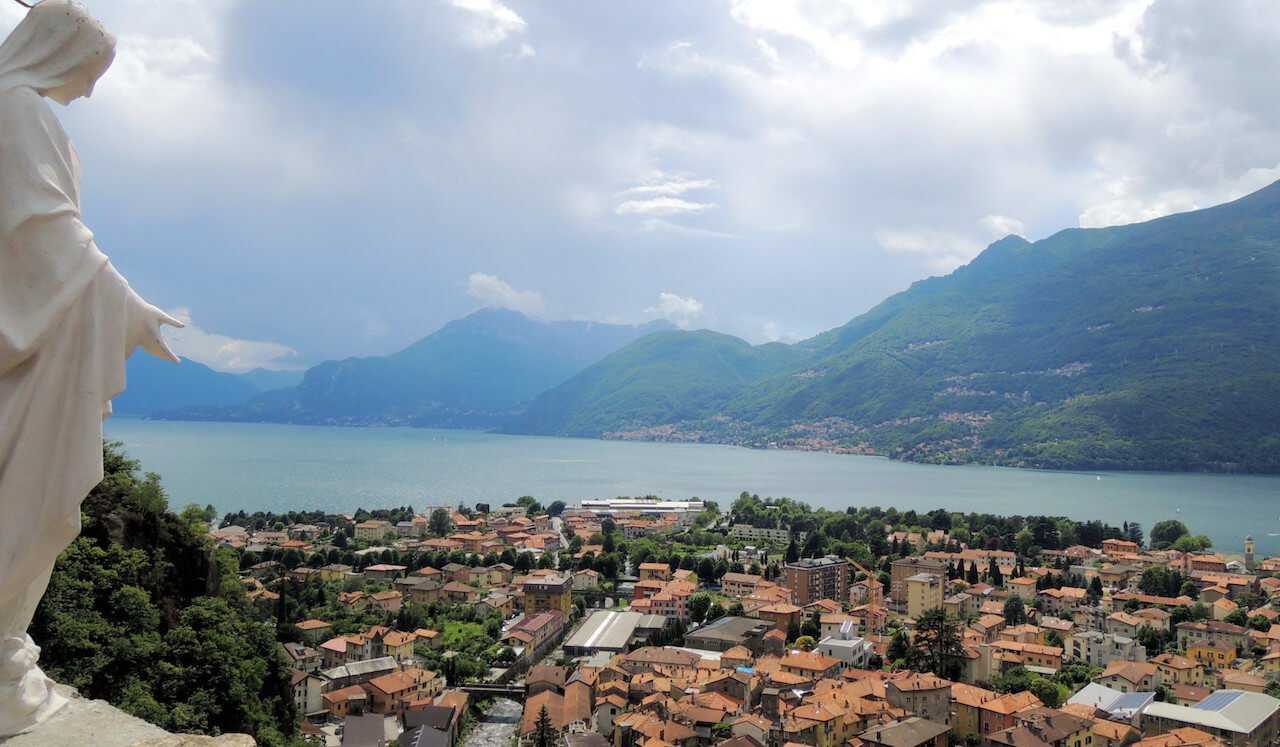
[911,609,964,679]
[1029,678,1064,707]
[887,630,911,664]
[965,561,979,585]
[688,592,713,623]
[697,557,716,583]
[801,611,821,639]
[33,443,298,745]
[1088,576,1103,603]
[795,635,815,651]
[992,666,1033,694]
[1173,535,1213,552]
[1150,520,1189,549]
[546,500,566,517]
[1003,596,1027,626]
[429,508,452,537]
[705,602,726,623]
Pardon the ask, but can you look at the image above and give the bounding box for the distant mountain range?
[130,180,1280,472]
[509,180,1280,472]
[151,309,671,427]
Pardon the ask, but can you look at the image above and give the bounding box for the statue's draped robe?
[0,87,135,711]
[0,1,137,733]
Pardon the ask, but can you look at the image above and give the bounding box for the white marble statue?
[0,0,182,736]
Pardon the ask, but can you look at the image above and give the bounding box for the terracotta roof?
[780,651,840,672]
[951,683,997,708]
[1133,728,1224,747]
[979,691,1042,716]
[888,673,950,692]
[521,691,566,735]
[1100,660,1157,685]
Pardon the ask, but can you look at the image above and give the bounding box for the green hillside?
[510,181,1280,472]
[515,329,803,436]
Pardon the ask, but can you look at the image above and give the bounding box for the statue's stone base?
[0,686,254,746]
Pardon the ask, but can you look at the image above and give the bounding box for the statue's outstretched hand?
[128,298,184,363]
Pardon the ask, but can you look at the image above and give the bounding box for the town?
[210,494,1280,747]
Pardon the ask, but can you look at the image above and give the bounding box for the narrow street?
[463,698,523,747]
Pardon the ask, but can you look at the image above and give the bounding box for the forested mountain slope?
[511,181,1280,472]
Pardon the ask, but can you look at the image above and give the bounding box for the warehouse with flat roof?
[562,610,665,657]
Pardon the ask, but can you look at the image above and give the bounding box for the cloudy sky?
[5,0,1278,371]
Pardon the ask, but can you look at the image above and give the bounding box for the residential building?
[885,673,951,725]
[291,669,325,718]
[890,557,948,605]
[1097,660,1159,693]
[817,629,873,670]
[1066,631,1147,668]
[722,572,766,597]
[638,563,672,582]
[503,610,566,661]
[987,708,1092,747]
[355,520,394,542]
[758,602,803,633]
[1177,621,1247,652]
[783,556,850,606]
[905,573,944,620]
[859,717,950,747]
[729,525,804,545]
[296,619,333,644]
[523,574,573,616]
[1154,654,1206,687]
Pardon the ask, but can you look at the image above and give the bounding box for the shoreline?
[126,414,1280,478]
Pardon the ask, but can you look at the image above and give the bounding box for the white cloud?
[876,228,984,274]
[165,308,300,373]
[619,172,718,198]
[615,196,717,216]
[1079,163,1280,228]
[466,272,546,317]
[980,214,1027,238]
[639,218,740,240]
[448,0,527,47]
[761,320,783,343]
[645,292,704,329]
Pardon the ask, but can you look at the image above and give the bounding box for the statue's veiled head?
[0,0,115,105]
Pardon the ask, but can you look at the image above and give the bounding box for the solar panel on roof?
[1111,693,1154,711]
[1196,691,1244,711]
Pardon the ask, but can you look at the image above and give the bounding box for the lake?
[104,418,1280,555]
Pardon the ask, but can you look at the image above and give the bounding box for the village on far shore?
[208,494,1280,747]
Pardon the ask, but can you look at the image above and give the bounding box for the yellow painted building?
[523,574,573,616]
[906,572,945,620]
[1187,641,1236,669]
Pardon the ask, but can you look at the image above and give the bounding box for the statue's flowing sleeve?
[0,87,108,377]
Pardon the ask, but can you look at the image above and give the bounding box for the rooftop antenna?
[12,0,34,7]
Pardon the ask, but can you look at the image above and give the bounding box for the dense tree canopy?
[31,443,300,745]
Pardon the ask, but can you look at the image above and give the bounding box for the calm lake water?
[104,418,1280,555]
